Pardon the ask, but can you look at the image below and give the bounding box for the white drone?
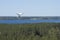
[16,12,23,18]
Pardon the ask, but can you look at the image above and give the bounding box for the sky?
[0,0,60,16]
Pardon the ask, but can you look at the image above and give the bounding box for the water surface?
[0,20,60,24]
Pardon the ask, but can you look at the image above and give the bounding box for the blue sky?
[0,0,60,16]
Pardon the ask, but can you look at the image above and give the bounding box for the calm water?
[0,20,60,24]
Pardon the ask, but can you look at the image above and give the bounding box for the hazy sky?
[0,0,60,16]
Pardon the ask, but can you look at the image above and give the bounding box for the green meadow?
[0,23,60,40]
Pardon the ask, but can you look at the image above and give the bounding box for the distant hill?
[0,16,60,20]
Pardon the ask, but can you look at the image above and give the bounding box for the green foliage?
[0,23,60,40]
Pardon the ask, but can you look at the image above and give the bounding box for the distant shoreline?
[0,16,60,20]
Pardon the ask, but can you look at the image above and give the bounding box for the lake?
[0,20,60,24]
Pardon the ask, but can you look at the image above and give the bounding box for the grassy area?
[0,23,60,40]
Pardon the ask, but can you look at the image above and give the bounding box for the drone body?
[16,12,23,19]
[16,12,23,15]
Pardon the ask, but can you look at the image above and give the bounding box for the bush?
[0,23,60,40]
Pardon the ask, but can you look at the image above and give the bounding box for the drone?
[16,12,23,18]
